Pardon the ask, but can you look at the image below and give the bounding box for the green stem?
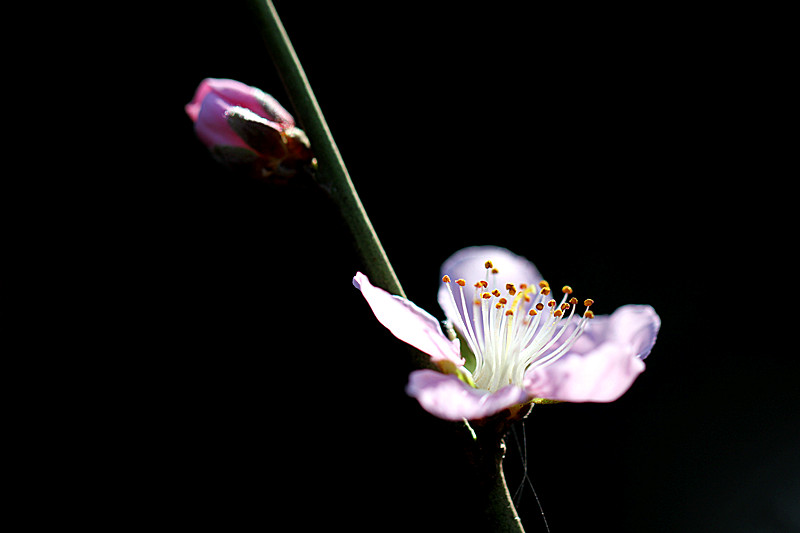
[249,2,524,530]
[249,0,404,299]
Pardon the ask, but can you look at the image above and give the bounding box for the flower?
[353,246,660,421]
[185,78,314,182]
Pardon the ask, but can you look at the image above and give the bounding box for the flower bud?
[185,78,314,183]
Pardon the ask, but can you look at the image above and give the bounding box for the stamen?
[438,260,595,392]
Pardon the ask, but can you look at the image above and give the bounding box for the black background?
[130,2,797,531]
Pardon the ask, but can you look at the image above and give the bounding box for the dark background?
[132,2,797,531]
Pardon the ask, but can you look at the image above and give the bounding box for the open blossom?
[353,246,660,421]
[185,78,314,182]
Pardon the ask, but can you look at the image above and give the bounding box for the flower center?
[442,260,594,392]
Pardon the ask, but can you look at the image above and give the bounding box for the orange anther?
[456,279,466,287]
[442,275,451,283]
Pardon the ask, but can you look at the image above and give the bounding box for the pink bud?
[186,78,314,182]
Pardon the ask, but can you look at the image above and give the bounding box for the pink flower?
[185,78,314,182]
[353,246,660,421]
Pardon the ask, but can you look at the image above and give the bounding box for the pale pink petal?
[523,305,660,402]
[524,343,646,402]
[437,246,543,333]
[607,305,661,359]
[353,272,463,366]
[406,370,529,421]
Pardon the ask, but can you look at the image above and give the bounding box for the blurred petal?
[438,246,543,333]
[406,370,529,421]
[353,272,463,365]
[193,94,252,150]
[607,305,661,359]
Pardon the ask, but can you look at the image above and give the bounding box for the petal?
[522,304,659,402]
[552,305,660,359]
[353,272,463,365]
[607,305,661,359]
[406,370,529,421]
[193,94,252,150]
[524,343,646,403]
[438,246,544,334]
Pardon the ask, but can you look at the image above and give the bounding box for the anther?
[562,285,573,294]
[456,279,466,287]
[482,292,492,299]
[561,303,571,310]
[529,309,537,316]
[569,297,578,305]
[492,268,499,274]
[554,309,563,317]
[442,275,451,283]
[535,303,544,311]
[506,283,516,295]
[519,283,528,289]
[485,260,493,269]
[492,289,501,297]
[539,280,549,288]
[498,298,508,305]
[505,309,514,316]
[584,299,594,307]
[547,300,556,308]
[541,287,551,296]
[584,310,595,319]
